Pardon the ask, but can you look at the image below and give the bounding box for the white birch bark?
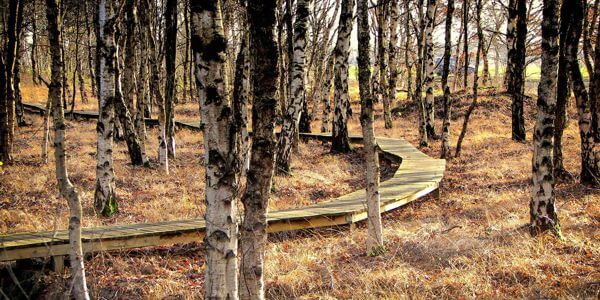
[276,0,311,173]
[191,1,239,298]
[332,0,354,152]
[424,0,437,139]
[94,0,118,217]
[46,0,90,297]
[531,0,560,235]
[357,0,384,255]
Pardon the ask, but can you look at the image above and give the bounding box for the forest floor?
[2,77,600,299]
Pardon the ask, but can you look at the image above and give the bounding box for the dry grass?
[2,76,599,299]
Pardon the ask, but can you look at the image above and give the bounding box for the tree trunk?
[441,0,455,159]
[276,0,311,173]
[565,0,600,185]
[387,0,400,129]
[357,0,384,256]
[136,0,150,164]
[191,1,240,298]
[504,0,516,89]
[508,0,527,142]
[46,0,91,298]
[141,0,168,173]
[462,0,469,89]
[554,0,571,176]
[530,0,560,235]
[404,0,414,103]
[455,0,483,157]
[0,0,21,164]
[424,0,437,139]
[321,54,335,133]
[593,6,600,142]
[331,0,354,153]
[95,0,118,217]
[233,13,251,177]
[164,0,177,159]
[377,1,392,129]
[239,1,279,297]
[85,0,97,98]
[31,0,39,86]
[42,97,52,164]
[415,0,428,147]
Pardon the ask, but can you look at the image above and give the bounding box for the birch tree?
[321,54,335,133]
[530,0,560,235]
[455,0,483,157]
[387,0,400,129]
[423,0,437,139]
[357,0,384,256]
[565,0,600,185]
[441,0,455,159]
[0,0,22,164]
[46,0,90,297]
[239,0,279,297]
[165,0,177,159]
[509,0,527,142]
[95,0,118,217]
[332,0,354,152]
[553,0,571,177]
[191,1,239,298]
[376,1,392,129]
[277,0,311,173]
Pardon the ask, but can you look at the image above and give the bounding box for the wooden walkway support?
[1,103,445,268]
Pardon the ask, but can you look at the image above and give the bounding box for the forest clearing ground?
[2,77,599,299]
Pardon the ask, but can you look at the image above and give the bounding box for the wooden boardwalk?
[1,103,445,267]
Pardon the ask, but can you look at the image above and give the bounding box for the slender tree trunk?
[441,0,455,159]
[357,0,384,256]
[424,0,437,139]
[239,1,279,297]
[191,1,240,298]
[387,0,400,129]
[141,0,168,173]
[582,1,596,79]
[510,0,527,142]
[530,0,560,235]
[14,35,25,127]
[182,0,189,104]
[46,0,91,298]
[233,13,251,177]
[504,0,517,89]
[455,0,483,157]
[452,1,464,90]
[593,7,600,142]
[85,0,97,99]
[276,0,311,173]
[41,90,53,163]
[164,0,177,159]
[331,0,355,153]
[0,0,21,164]
[554,0,571,176]
[31,0,39,85]
[377,1,392,129]
[415,0,429,147]
[565,0,600,185]
[321,54,335,133]
[95,0,118,217]
[404,0,414,103]
[462,0,469,89]
[136,0,150,163]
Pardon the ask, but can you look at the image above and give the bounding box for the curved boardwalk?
[0,103,445,268]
